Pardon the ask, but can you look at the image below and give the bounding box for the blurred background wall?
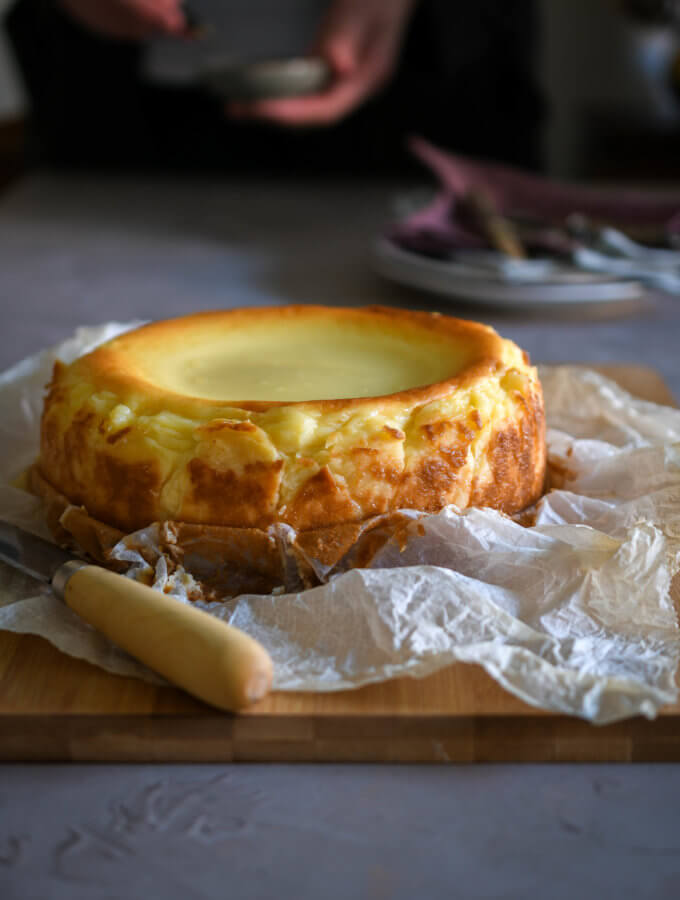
[541,0,680,177]
[0,0,21,119]
[0,0,679,177]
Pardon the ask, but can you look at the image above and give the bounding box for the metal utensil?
[203,56,331,101]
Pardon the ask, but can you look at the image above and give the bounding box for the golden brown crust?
[29,464,420,594]
[37,306,546,538]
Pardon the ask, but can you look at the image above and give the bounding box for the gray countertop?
[1,174,679,900]
[3,763,680,900]
[1,174,679,395]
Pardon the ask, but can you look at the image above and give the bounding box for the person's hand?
[229,0,418,127]
[59,0,185,41]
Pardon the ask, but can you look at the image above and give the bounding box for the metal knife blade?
[0,519,74,585]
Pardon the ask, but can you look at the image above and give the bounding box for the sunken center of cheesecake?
[135,317,470,402]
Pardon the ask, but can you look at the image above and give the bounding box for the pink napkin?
[391,137,680,256]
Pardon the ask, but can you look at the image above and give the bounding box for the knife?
[0,520,273,711]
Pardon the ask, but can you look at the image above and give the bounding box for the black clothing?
[5,0,545,174]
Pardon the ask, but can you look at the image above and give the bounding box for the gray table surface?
[1,174,679,900]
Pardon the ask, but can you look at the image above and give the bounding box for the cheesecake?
[34,306,546,584]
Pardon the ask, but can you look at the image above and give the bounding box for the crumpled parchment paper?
[1,323,679,724]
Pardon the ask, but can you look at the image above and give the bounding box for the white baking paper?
[1,323,679,724]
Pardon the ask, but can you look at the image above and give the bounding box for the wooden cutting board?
[1,365,678,763]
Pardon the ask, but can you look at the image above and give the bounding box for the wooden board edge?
[2,713,680,763]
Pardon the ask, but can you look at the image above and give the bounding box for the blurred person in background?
[3,0,544,174]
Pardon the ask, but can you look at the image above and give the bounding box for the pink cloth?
[391,137,680,256]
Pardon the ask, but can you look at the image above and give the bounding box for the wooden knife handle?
[54,563,273,712]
